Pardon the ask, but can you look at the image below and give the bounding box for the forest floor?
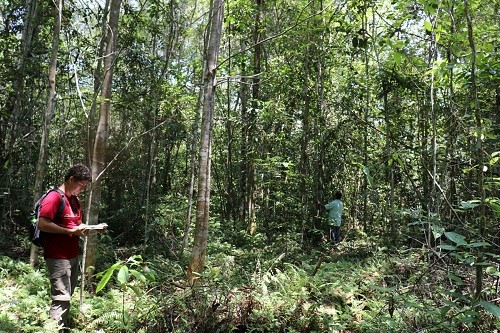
[0,232,499,332]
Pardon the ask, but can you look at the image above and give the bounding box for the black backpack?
[30,188,66,247]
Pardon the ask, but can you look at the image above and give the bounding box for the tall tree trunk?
[463,0,485,300]
[85,0,122,273]
[362,7,370,231]
[300,94,310,241]
[426,9,440,249]
[430,16,439,230]
[182,57,206,252]
[445,1,458,227]
[313,0,327,229]
[382,84,395,236]
[239,41,249,223]
[3,0,38,168]
[246,0,262,235]
[224,1,235,221]
[29,0,62,267]
[187,0,224,284]
[86,0,110,167]
[1,0,39,222]
[182,1,205,251]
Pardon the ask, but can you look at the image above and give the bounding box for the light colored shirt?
[325,199,343,227]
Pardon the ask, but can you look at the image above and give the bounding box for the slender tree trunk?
[313,0,327,229]
[182,58,206,252]
[1,0,39,218]
[246,0,262,235]
[86,0,111,167]
[463,0,485,300]
[382,85,395,236]
[445,1,458,227]
[4,0,38,167]
[239,41,249,223]
[362,7,369,231]
[224,1,234,221]
[300,94,310,242]
[426,9,440,248]
[30,0,62,267]
[187,0,224,284]
[143,114,157,248]
[85,0,121,273]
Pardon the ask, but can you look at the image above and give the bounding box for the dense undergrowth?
[0,229,499,333]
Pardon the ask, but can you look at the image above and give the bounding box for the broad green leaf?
[447,273,464,285]
[127,254,143,266]
[438,244,457,251]
[451,253,465,261]
[117,265,130,285]
[362,167,374,187]
[392,52,403,64]
[463,310,480,322]
[96,261,123,293]
[485,266,500,277]
[129,284,143,297]
[479,301,500,318]
[443,300,458,308]
[424,20,432,32]
[440,305,451,315]
[130,269,147,283]
[459,200,480,210]
[431,224,444,239]
[465,242,490,248]
[444,232,467,246]
[486,198,500,218]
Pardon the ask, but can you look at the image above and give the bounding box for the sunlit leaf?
[485,266,500,277]
[362,167,374,187]
[424,20,432,32]
[459,200,480,210]
[117,265,129,285]
[96,261,123,293]
[431,224,444,239]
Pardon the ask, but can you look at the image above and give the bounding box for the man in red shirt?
[38,164,91,331]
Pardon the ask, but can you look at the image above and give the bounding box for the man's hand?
[70,224,89,237]
[39,217,88,236]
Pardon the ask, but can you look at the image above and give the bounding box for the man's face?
[69,177,89,196]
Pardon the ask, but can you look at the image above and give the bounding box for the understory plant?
[1,229,498,332]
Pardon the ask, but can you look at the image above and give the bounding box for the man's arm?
[38,217,88,237]
[325,201,335,210]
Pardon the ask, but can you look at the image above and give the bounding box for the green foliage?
[2,229,500,332]
[0,0,499,331]
[0,256,58,332]
[96,255,155,295]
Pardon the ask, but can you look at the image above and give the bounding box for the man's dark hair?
[65,164,91,181]
[334,191,342,200]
